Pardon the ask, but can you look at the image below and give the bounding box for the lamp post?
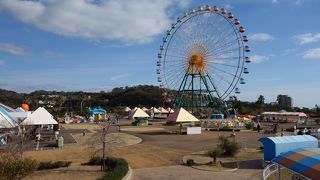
[81,100,84,115]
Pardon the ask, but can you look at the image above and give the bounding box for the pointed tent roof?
[124,107,131,112]
[166,108,199,122]
[132,107,138,112]
[0,107,17,128]
[21,107,58,125]
[142,107,149,112]
[129,108,150,119]
[151,107,161,113]
[167,107,174,113]
[158,107,169,113]
[0,103,16,112]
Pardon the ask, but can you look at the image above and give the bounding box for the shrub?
[217,135,240,157]
[186,159,195,166]
[82,156,101,166]
[83,156,129,180]
[38,161,71,170]
[207,148,223,164]
[245,122,254,129]
[99,157,129,180]
[0,153,39,180]
[253,126,263,131]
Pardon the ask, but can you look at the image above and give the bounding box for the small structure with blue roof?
[0,107,17,128]
[88,107,107,121]
[259,135,318,162]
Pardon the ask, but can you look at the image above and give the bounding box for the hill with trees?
[0,86,318,117]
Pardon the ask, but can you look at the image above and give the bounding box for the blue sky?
[0,0,319,108]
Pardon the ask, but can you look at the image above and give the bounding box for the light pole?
[81,100,84,115]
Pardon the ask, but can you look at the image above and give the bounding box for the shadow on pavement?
[238,159,263,169]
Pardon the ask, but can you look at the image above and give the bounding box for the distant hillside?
[0,89,24,109]
[0,85,317,116]
[0,85,164,114]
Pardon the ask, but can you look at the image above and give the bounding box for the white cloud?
[110,73,132,82]
[294,33,320,45]
[250,55,270,63]
[250,33,274,42]
[302,48,320,59]
[44,50,64,59]
[0,42,30,56]
[272,0,279,4]
[0,0,190,44]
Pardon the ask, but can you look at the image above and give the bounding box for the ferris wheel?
[157,5,251,114]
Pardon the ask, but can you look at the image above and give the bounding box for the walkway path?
[132,164,262,180]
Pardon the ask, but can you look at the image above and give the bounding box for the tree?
[256,95,265,114]
[217,135,240,157]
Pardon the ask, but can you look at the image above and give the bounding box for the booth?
[166,108,200,135]
[88,107,107,121]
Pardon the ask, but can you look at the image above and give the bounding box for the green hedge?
[99,157,129,180]
[83,156,129,180]
[38,161,71,170]
[82,156,101,166]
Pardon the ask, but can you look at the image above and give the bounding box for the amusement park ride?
[157,5,250,117]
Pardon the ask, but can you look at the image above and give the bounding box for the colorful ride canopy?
[274,148,320,179]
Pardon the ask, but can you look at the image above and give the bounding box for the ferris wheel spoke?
[209,39,239,54]
[164,54,189,60]
[210,32,238,52]
[209,66,241,79]
[167,73,185,90]
[209,47,240,58]
[208,39,240,55]
[208,72,233,98]
[208,61,241,69]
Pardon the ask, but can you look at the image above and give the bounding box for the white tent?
[142,107,149,112]
[150,107,161,113]
[21,107,58,125]
[0,103,16,112]
[158,107,169,114]
[124,107,131,112]
[166,108,199,123]
[0,107,17,128]
[129,108,150,119]
[10,111,31,122]
[131,107,138,112]
[167,107,174,113]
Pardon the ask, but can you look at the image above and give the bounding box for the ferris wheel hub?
[188,54,206,74]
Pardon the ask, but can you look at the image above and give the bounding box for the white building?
[261,110,307,123]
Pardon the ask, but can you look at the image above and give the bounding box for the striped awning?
[273,148,320,179]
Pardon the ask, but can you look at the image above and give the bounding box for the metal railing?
[263,163,278,180]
